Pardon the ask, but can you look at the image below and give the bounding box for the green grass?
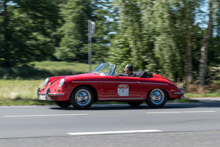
[185,91,220,98]
[0,98,54,106]
[172,98,199,103]
[0,79,54,106]
[0,61,98,80]
[33,61,97,75]
[0,79,44,99]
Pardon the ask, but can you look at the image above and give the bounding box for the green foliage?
[0,0,220,85]
[55,0,92,61]
[173,98,199,103]
[56,0,118,63]
[108,0,220,82]
[107,0,150,73]
[107,35,132,72]
[0,0,60,67]
[90,0,119,63]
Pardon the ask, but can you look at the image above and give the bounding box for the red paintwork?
[38,72,183,102]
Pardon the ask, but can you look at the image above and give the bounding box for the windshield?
[92,63,116,76]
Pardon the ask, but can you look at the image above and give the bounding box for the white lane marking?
[146,111,217,114]
[0,106,39,108]
[68,130,162,136]
[4,114,88,118]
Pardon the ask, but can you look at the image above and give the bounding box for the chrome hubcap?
[75,89,91,106]
[150,89,165,105]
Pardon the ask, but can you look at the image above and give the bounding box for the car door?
[100,76,143,101]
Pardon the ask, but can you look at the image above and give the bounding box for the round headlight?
[59,78,65,88]
[44,78,49,87]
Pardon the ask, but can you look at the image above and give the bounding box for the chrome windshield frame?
[92,63,116,76]
[110,64,116,76]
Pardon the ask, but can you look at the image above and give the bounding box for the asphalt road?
[0,99,220,147]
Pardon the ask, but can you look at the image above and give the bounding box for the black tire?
[127,101,143,107]
[70,86,94,109]
[146,89,167,108]
[55,101,71,108]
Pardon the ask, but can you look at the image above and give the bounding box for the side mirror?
[115,72,118,77]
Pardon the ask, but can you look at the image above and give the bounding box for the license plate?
[39,95,46,100]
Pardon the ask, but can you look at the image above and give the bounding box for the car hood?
[61,73,97,80]
[47,73,97,84]
[41,73,96,92]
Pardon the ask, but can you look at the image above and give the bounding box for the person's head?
[124,64,133,75]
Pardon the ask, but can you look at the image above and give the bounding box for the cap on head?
[125,64,133,71]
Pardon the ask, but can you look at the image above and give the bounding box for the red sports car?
[37,63,184,109]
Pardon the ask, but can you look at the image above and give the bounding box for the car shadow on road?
[49,105,149,111]
[49,101,220,111]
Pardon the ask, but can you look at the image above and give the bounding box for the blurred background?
[0,0,220,105]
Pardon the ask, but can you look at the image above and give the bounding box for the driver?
[119,64,136,77]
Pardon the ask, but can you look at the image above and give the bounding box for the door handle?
[136,82,140,84]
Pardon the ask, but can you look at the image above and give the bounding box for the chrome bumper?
[37,88,65,96]
[37,88,65,100]
[174,88,185,99]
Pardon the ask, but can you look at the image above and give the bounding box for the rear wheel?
[146,89,167,108]
[70,86,94,109]
[55,101,71,108]
[127,101,143,107]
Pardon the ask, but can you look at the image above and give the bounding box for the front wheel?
[146,89,167,108]
[127,101,143,107]
[55,101,71,108]
[70,86,94,109]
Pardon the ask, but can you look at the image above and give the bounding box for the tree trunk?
[199,1,213,87]
[185,12,193,85]
[3,0,11,67]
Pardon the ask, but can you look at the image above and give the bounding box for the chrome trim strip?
[103,81,136,84]
[38,93,65,96]
[72,81,102,83]
[49,93,65,96]
[72,81,140,84]
[72,81,168,85]
[174,92,184,95]
[99,98,144,100]
[141,82,168,85]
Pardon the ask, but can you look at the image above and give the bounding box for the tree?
[90,0,119,63]
[55,0,93,62]
[0,0,59,67]
[56,0,118,62]
[199,0,213,86]
[107,0,149,73]
[108,0,201,82]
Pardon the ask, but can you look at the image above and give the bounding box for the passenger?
[119,64,136,77]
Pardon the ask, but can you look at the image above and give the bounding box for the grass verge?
[0,61,98,80]
[0,80,44,99]
[0,98,54,106]
[185,91,220,98]
[171,98,199,103]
